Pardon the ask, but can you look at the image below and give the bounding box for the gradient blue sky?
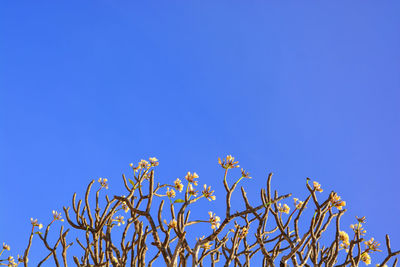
[1,1,400,265]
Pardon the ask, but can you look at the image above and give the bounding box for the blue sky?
[1,1,400,265]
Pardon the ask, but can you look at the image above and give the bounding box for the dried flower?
[218,155,239,169]
[2,242,10,251]
[277,203,290,214]
[185,172,199,185]
[52,210,64,222]
[313,181,323,192]
[174,178,184,192]
[202,184,216,201]
[114,215,125,226]
[30,218,43,229]
[208,212,221,229]
[241,168,251,179]
[330,192,346,210]
[98,178,109,189]
[361,252,371,265]
[166,187,176,198]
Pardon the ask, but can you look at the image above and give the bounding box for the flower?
[174,178,184,192]
[277,203,290,214]
[168,219,177,229]
[208,212,221,230]
[17,255,23,263]
[30,218,43,229]
[98,178,109,189]
[238,226,249,239]
[134,159,150,170]
[218,155,239,169]
[166,187,176,198]
[185,172,199,185]
[149,157,159,167]
[121,201,129,213]
[357,216,366,224]
[7,256,16,267]
[2,242,10,251]
[361,252,371,265]
[114,215,125,226]
[293,198,306,210]
[52,210,64,222]
[330,192,346,210]
[201,242,213,250]
[188,183,198,196]
[365,238,381,252]
[313,181,323,192]
[350,224,367,236]
[241,168,251,179]
[202,184,216,201]
[139,159,150,169]
[339,231,350,246]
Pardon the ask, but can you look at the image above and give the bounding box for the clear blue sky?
[1,1,399,265]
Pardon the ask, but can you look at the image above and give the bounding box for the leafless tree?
[1,156,398,266]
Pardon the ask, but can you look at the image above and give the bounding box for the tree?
[1,156,398,266]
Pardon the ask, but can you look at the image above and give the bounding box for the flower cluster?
[137,159,150,170]
[188,184,198,196]
[174,178,184,192]
[357,216,366,223]
[202,184,216,201]
[339,231,350,251]
[293,198,305,210]
[208,212,221,230]
[149,157,159,167]
[350,223,367,236]
[201,242,213,250]
[169,220,177,229]
[166,187,176,198]
[330,192,346,210]
[7,256,17,267]
[121,198,129,213]
[185,172,199,185]
[98,178,108,189]
[277,203,290,214]
[218,155,239,169]
[52,210,64,222]
[114,215,125,226]
[130,157,159,171]
[365,238,381,252]
[313,181,323,192]
[30,218,43,229]
[238,226,249,239]
[2,242,10,251]
[240,168,251,179]
[360,252,371,265]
